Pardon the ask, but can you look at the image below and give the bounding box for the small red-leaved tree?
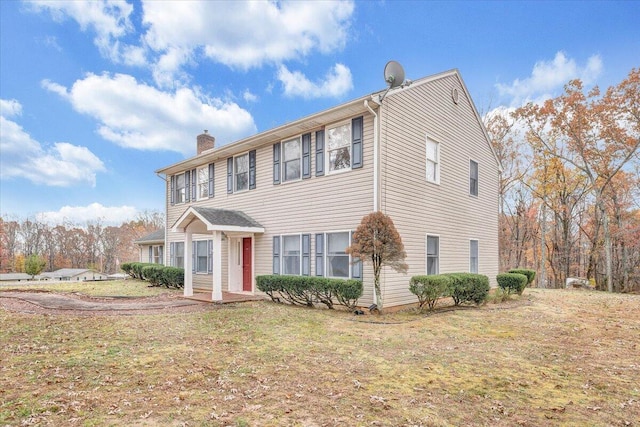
[346,211,408,310]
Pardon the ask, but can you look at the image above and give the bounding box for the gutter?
[364,99,380,212]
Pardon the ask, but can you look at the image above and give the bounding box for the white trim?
[193,239,209,275]
[233,152,250,193]
[426,234,440,275]
[281,233,303,276]
[425,134,441,185]
[325,119,353,175]
[281,135,303,183]
[196,165,209,200]
[325,230,352,279]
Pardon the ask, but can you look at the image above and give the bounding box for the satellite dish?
[384,60,405,89]
[379,60,407,102]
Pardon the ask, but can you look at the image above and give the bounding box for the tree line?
[486,68,639,292]
[0,211,164,275]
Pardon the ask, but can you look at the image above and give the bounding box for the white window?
[426,235,439,275]
[234,153,249,192]
[282,137,301,181]
[327,232,350,278]
[282,235,301,275]
[327,121,351,173]
[197,166,209,199]
[195,240,209,273]
[470,160,478,196]
[426,136,440,184]
[152,246,163,264]
[470,239,479,273]
[171,242,184,268]
[175,174,186,203]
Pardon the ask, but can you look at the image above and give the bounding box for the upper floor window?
[283,137,301,181]
[426,235,439,275]
[327,121,352,173]
[175,173,186,203]
[470,160,478,196]
[197,166,209,199]
[234,153,249,192]
[426,136,440,184]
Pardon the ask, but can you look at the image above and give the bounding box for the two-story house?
[155,69,500,308]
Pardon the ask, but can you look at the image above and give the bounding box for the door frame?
[227,234,255,293]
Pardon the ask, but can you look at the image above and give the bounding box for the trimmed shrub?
[160,267,184,289]
[121,262,134,278]
[142,265,164,286]
[508,269,536,287]
[256,275,362,310]
[497,273,528,295]
[409,275,451,310]
[445,273,490,306]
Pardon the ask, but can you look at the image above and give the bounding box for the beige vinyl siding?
[165,115,376,304]
[378,73,500,307]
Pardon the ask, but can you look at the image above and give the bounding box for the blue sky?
[1,0,638,225]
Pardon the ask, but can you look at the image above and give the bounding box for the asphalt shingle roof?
[192,207,263,229]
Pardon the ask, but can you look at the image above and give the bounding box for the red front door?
[242,238,252,292]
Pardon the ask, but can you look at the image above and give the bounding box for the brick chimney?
[197,130,215,154]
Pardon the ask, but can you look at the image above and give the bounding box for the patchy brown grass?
[1,288,639,426]
[1,279,180,297]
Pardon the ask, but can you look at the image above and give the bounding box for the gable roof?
[157,68,501,175]
[171,207,264,233]
[134,228,165,244]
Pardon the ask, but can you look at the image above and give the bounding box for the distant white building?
[41,269,108,281]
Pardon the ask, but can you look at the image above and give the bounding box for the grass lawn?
[0,279,181,297]
[1,288,639,426]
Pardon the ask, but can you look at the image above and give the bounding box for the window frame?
[195,240,209,274]
[426,234,440,275]
[469,239,479,274]
[326,119,352,175]
[197,166,209,200]
[234,152,250,192]
[281,234,302,275]
[152,245,163,264]
[325,230,351,279]
[174,173,186,204]
[281,136,302,182]
[469,159,479,197]
[425,135,440,185]
[171,242,185,268]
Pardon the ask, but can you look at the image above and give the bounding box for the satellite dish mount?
[379,60,407,102]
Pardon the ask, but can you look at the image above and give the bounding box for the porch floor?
[184,291,266,304]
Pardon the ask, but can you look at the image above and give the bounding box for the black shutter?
[352,116,363,169]
[227,157,233,194]
[208,163,215,198]
[315,233,324,276]
[315,130,324,176]
[191,169,197,201]
[192,241,196,273]
[170,175,175,205]
[185,171,190,202]
[302,234,311,276]
[350,230,362,279]
[273,236,281,274]
[207,239,213,273]
[302,133,311,179]
[249,150,256,190]
[273,143,281,184]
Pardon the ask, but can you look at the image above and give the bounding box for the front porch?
[184,291,267,304]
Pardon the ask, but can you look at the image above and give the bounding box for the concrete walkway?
[0,292,202,311]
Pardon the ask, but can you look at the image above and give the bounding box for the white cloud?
[0,99,105,187]
[142,0,354,85]
[36,202,138,226]
[496,51,603,107]
[43,73,257,155]
[278,63,353,99]
[26,0,141,64]
[243,89,258,103]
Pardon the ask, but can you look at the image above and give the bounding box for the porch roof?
[171,206,265,233]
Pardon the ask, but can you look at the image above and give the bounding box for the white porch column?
[212,230,223,301]
[184,231,193,297]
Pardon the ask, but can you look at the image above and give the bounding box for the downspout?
[364,99,380,306]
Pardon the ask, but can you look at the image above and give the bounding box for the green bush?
[497,273,528,295]
[508,269,536,287]
[409,275,451,310]
[142,265,164,286]
[445,273,490,306]
[121,262,134,278]
[160,267,184,289]
[256,275,362,310]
